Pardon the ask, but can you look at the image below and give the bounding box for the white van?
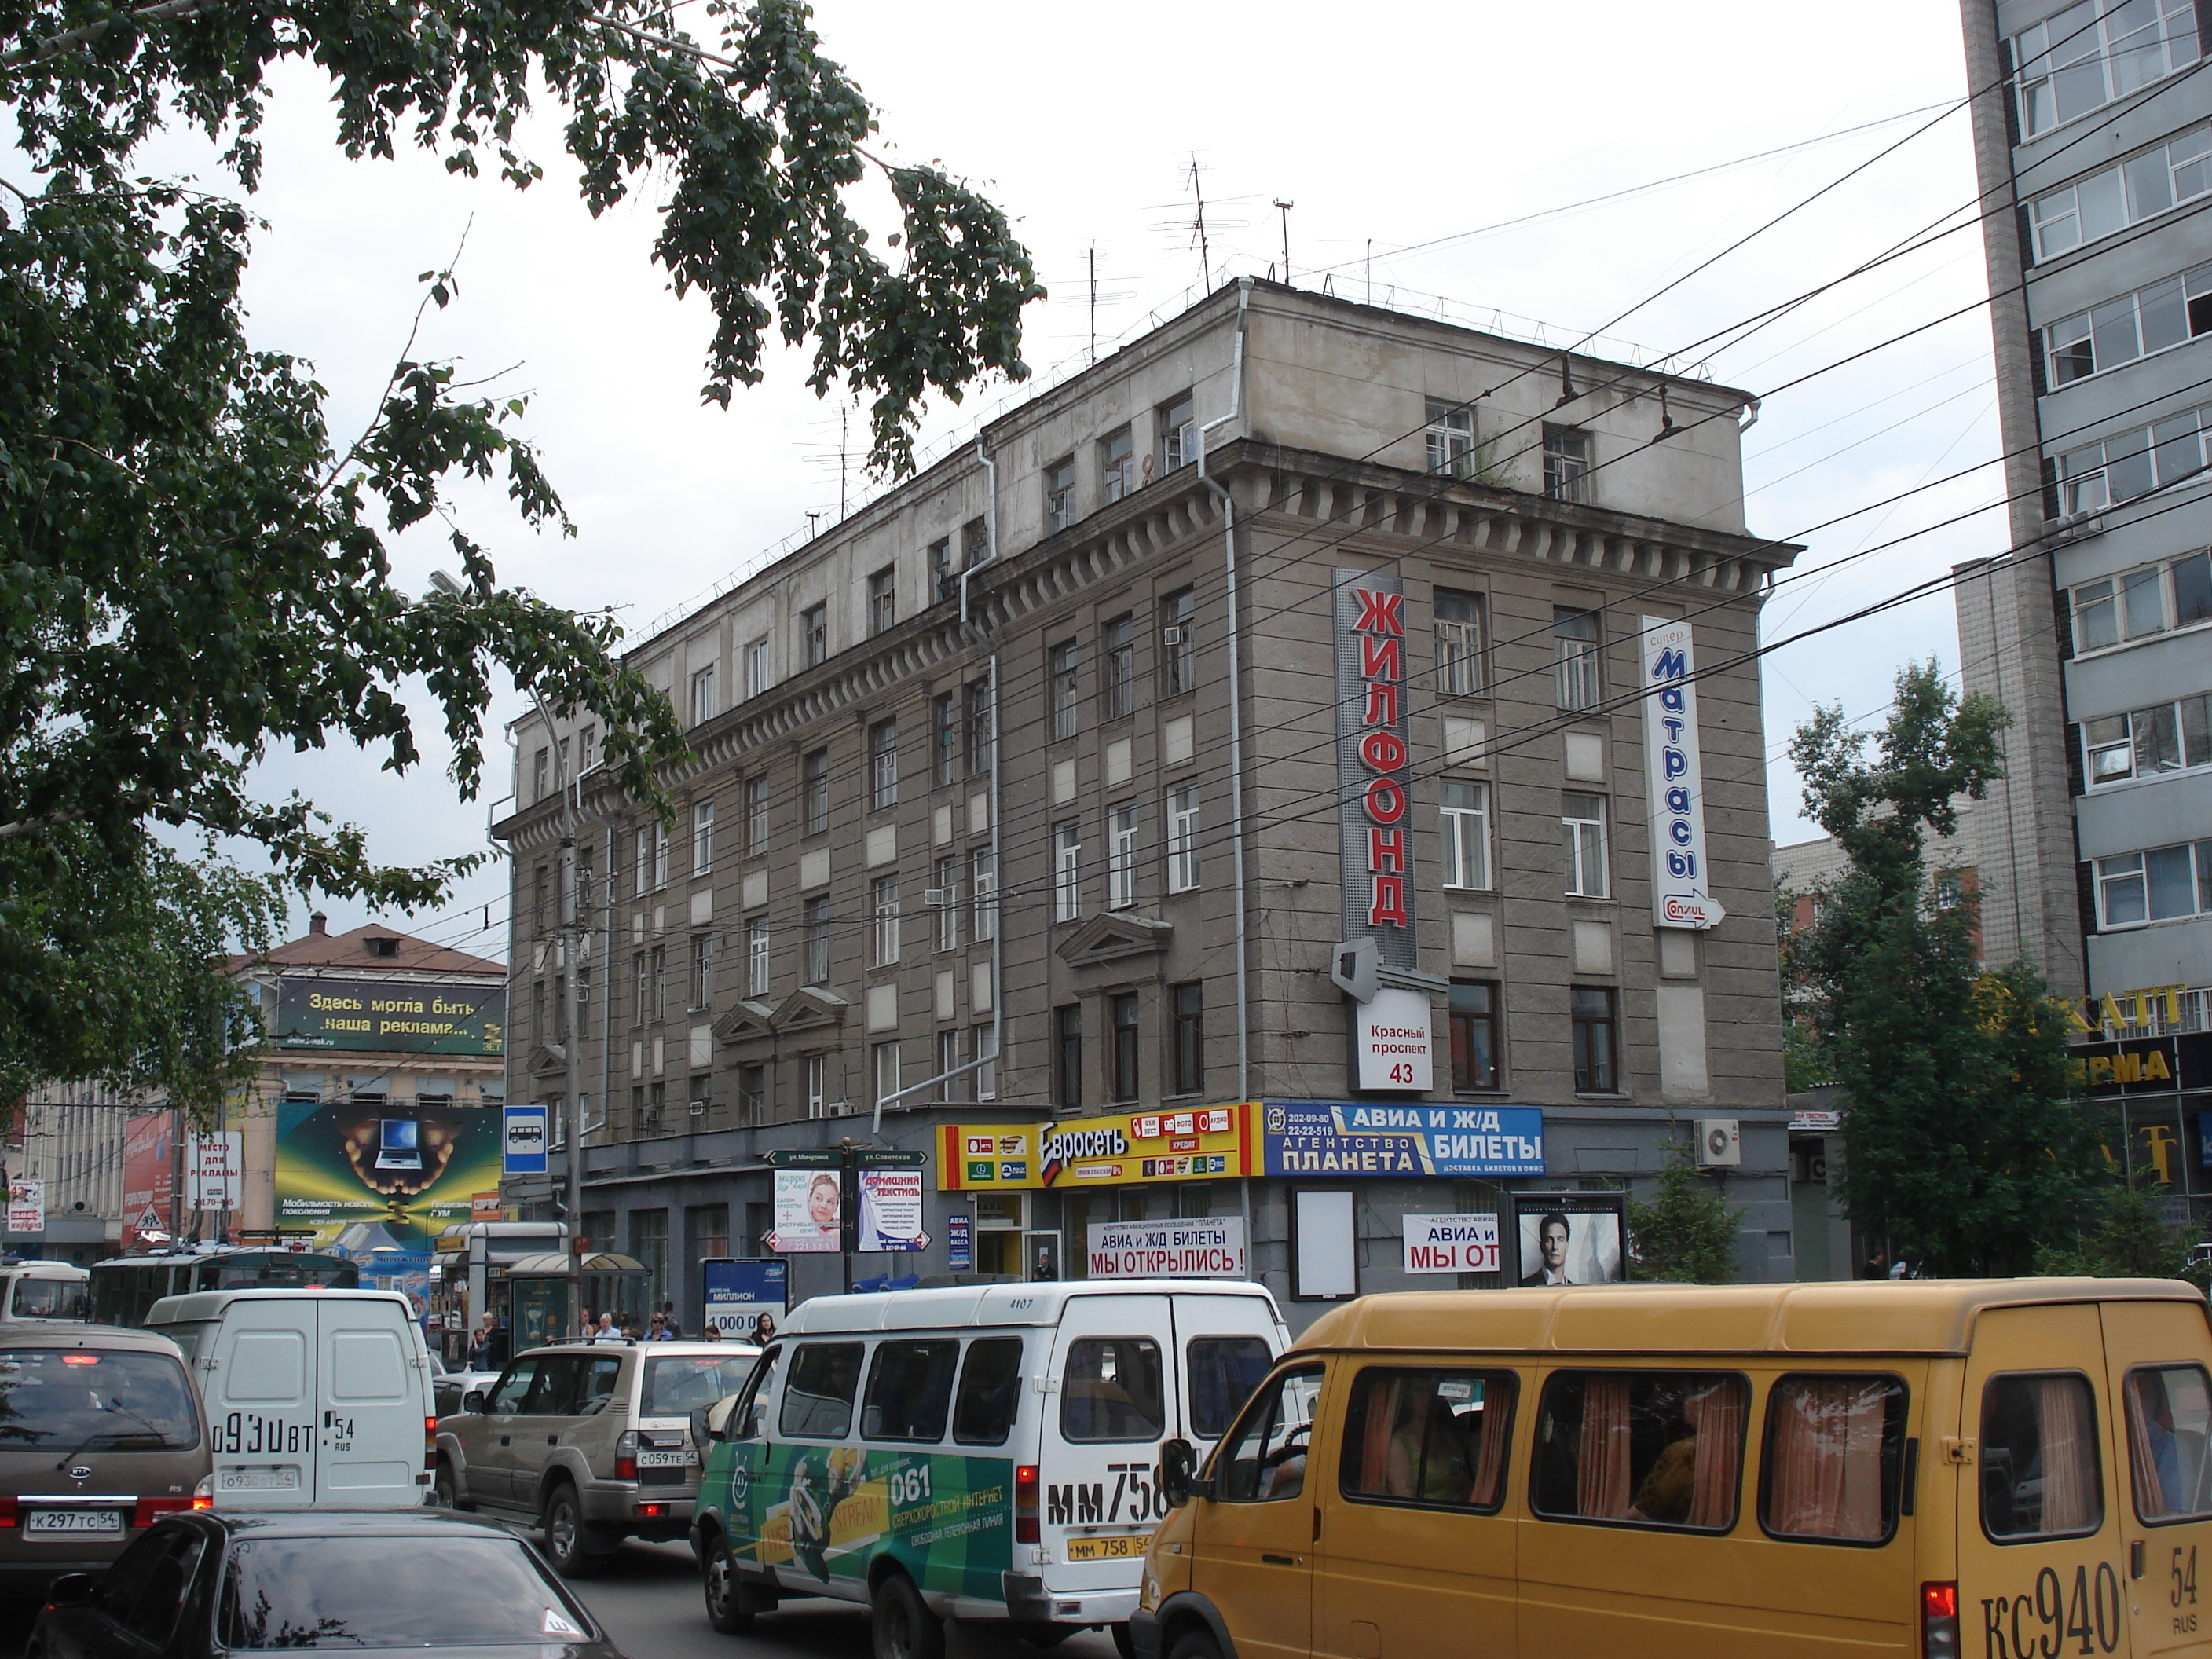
[693,1279,1287,1657]
[0,1261,90,1322]
[145,1287,435,1508]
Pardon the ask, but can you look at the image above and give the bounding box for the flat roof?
[1293,1279,2210,1358]
[783,1279,1282,1334]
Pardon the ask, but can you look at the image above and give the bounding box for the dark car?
[24,1507,626,1659]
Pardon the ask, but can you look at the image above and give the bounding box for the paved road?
[569,1538,1122,1659]
[0,1536,1120,1659]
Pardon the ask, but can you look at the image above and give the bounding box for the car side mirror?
[463,1390,488,1414]
[46,1573,93,1608]
[1158,1438,1212,1507]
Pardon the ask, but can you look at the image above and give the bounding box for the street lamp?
[429,569,585,1333]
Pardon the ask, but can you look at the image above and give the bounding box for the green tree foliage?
[1785,661,2097,1275]
[1,0,1042,1103]
[1625,1133,1742,1284]
[2036,1179,2205,1285]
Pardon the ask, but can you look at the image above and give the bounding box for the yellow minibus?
[1134,1279,2212,1659]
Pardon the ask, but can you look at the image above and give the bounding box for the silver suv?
[434,1339,759,1575]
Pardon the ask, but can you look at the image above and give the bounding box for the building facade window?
[801,602,828,668]
[1571,986,1618,1093]
[690,665,716,727]
[972,850,998,941]
[965,677,994,775]
[928,537,953,604]
[2043,262,2212,386]
[804,1053,827,1117]
[2083,694,2212,786]
[868,566,897,636]
[1102,614,1135,719]
[1166,786,1200,893]
[747,916,771,998]
[2012,1,2201,140]
[1170,981,1204,1096]
[1053,1004,1082,1109]
[1101,427,1133,502]
[1108,803,1140,910]
[1435,588,1485,694]
[649,943,666,1022]
[933,691,958,786]
[1159,392,1196,472]
[1543,424,1591,502]
[653,823,670,890]
[1554,606,1602,711]
[872,875,901,967]
[2071,550,2212,650]
[690,932,714,1012]
[962,516,989,572]
[2059,407,2212,513]
[803,895,831,985]
[873,1040,902,1108]
[934,856,961,950]
[691,798,715,875]
[1161,588,1196,695]
[1563,791,1610,898]
[745,776,770,856]
[1111,992,1140,1102]
[634,827,649,898]
[972,1024,997,1100]
[2096,841,2212,927]
[632,950,647,1026]
[2029,126,2212,261]
[1055,821,1083,921]
[870,719,899,811]
[744,635,770,699]
[1426,397,1476,478]
[803,749,830,835]
[1449,979,1500,1092]
[736,1065,766,1123]
[936,1028,961,1104]
[1046,457,1076,533]
[1050,640,1081,739]
[1440,780,1490,890]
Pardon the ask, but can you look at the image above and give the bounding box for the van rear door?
[315,1297,425,1507]
[1045,1293,1176,1584]
[206,1298,316,1507]
[2098,1298,2212,1657]
[1171,1291,1284,1455]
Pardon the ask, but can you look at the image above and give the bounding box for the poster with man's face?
[1510,1191,1627,1287]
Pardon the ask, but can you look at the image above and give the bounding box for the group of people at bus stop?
[463,1299,767,1366]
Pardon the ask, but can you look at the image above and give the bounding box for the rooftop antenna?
[1365,239,1372,306]
[1089,244,1097,366]
[1187,156,1212,292]
[1273,199,1295,286]
[839,405,849,519]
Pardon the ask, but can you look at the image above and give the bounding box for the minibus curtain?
[2126,1375,2169,1518]
[1767,1377,1889,1540]
[1576,1375,1634,1519]
[2037,1377,2096,1533]
[1470,1389,1509,1507]
[1683,1380,1746,1529]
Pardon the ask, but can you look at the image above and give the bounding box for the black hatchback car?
[25,1507,627,1659]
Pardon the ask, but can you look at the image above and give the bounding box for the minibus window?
[1980,1373,2102,1540]
[953,1339,1024,1445]
[1532,1370,1748,1532]
[1340,1369,1517,1513]
[862,1340,959,1442]
[782,1342,866,1439]
[1221,1366,1324,1502]
[1759,1373,1906,1544]
[1188,1338,1274,1439]
[1060,1339,1164,1443]
[2123,1365,2212,1524]
[729,1347,779,1441]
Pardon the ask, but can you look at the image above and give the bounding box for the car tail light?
[0,1496,17,1528]
[1016,1465,1039,1544]
[638,1503,665,1518]
[1922,1582,1960,1659]
[134,1496,192,1528]
[616,1430,639,1481]
[425,1415,438,1470]
[191,1477,213,1512]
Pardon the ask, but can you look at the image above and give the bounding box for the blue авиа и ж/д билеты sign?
[1262,1101,1544,1178]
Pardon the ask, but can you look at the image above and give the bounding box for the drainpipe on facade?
[961,438,1005,1126]
[1194,276,1254,1263]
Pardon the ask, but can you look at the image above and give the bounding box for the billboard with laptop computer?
[273,1093,501,1254]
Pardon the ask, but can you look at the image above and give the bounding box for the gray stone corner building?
[492,279,1803,1334]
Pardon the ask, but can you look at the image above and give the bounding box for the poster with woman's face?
[773,1169,843,1252]
[1510,1192,1626,1287]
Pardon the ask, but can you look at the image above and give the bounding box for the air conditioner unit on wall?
[1694,1119,1741,1168]
[924,888,953,907]
[1162,625,1185,646]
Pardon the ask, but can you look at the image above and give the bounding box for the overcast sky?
[160,0,1999,957]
